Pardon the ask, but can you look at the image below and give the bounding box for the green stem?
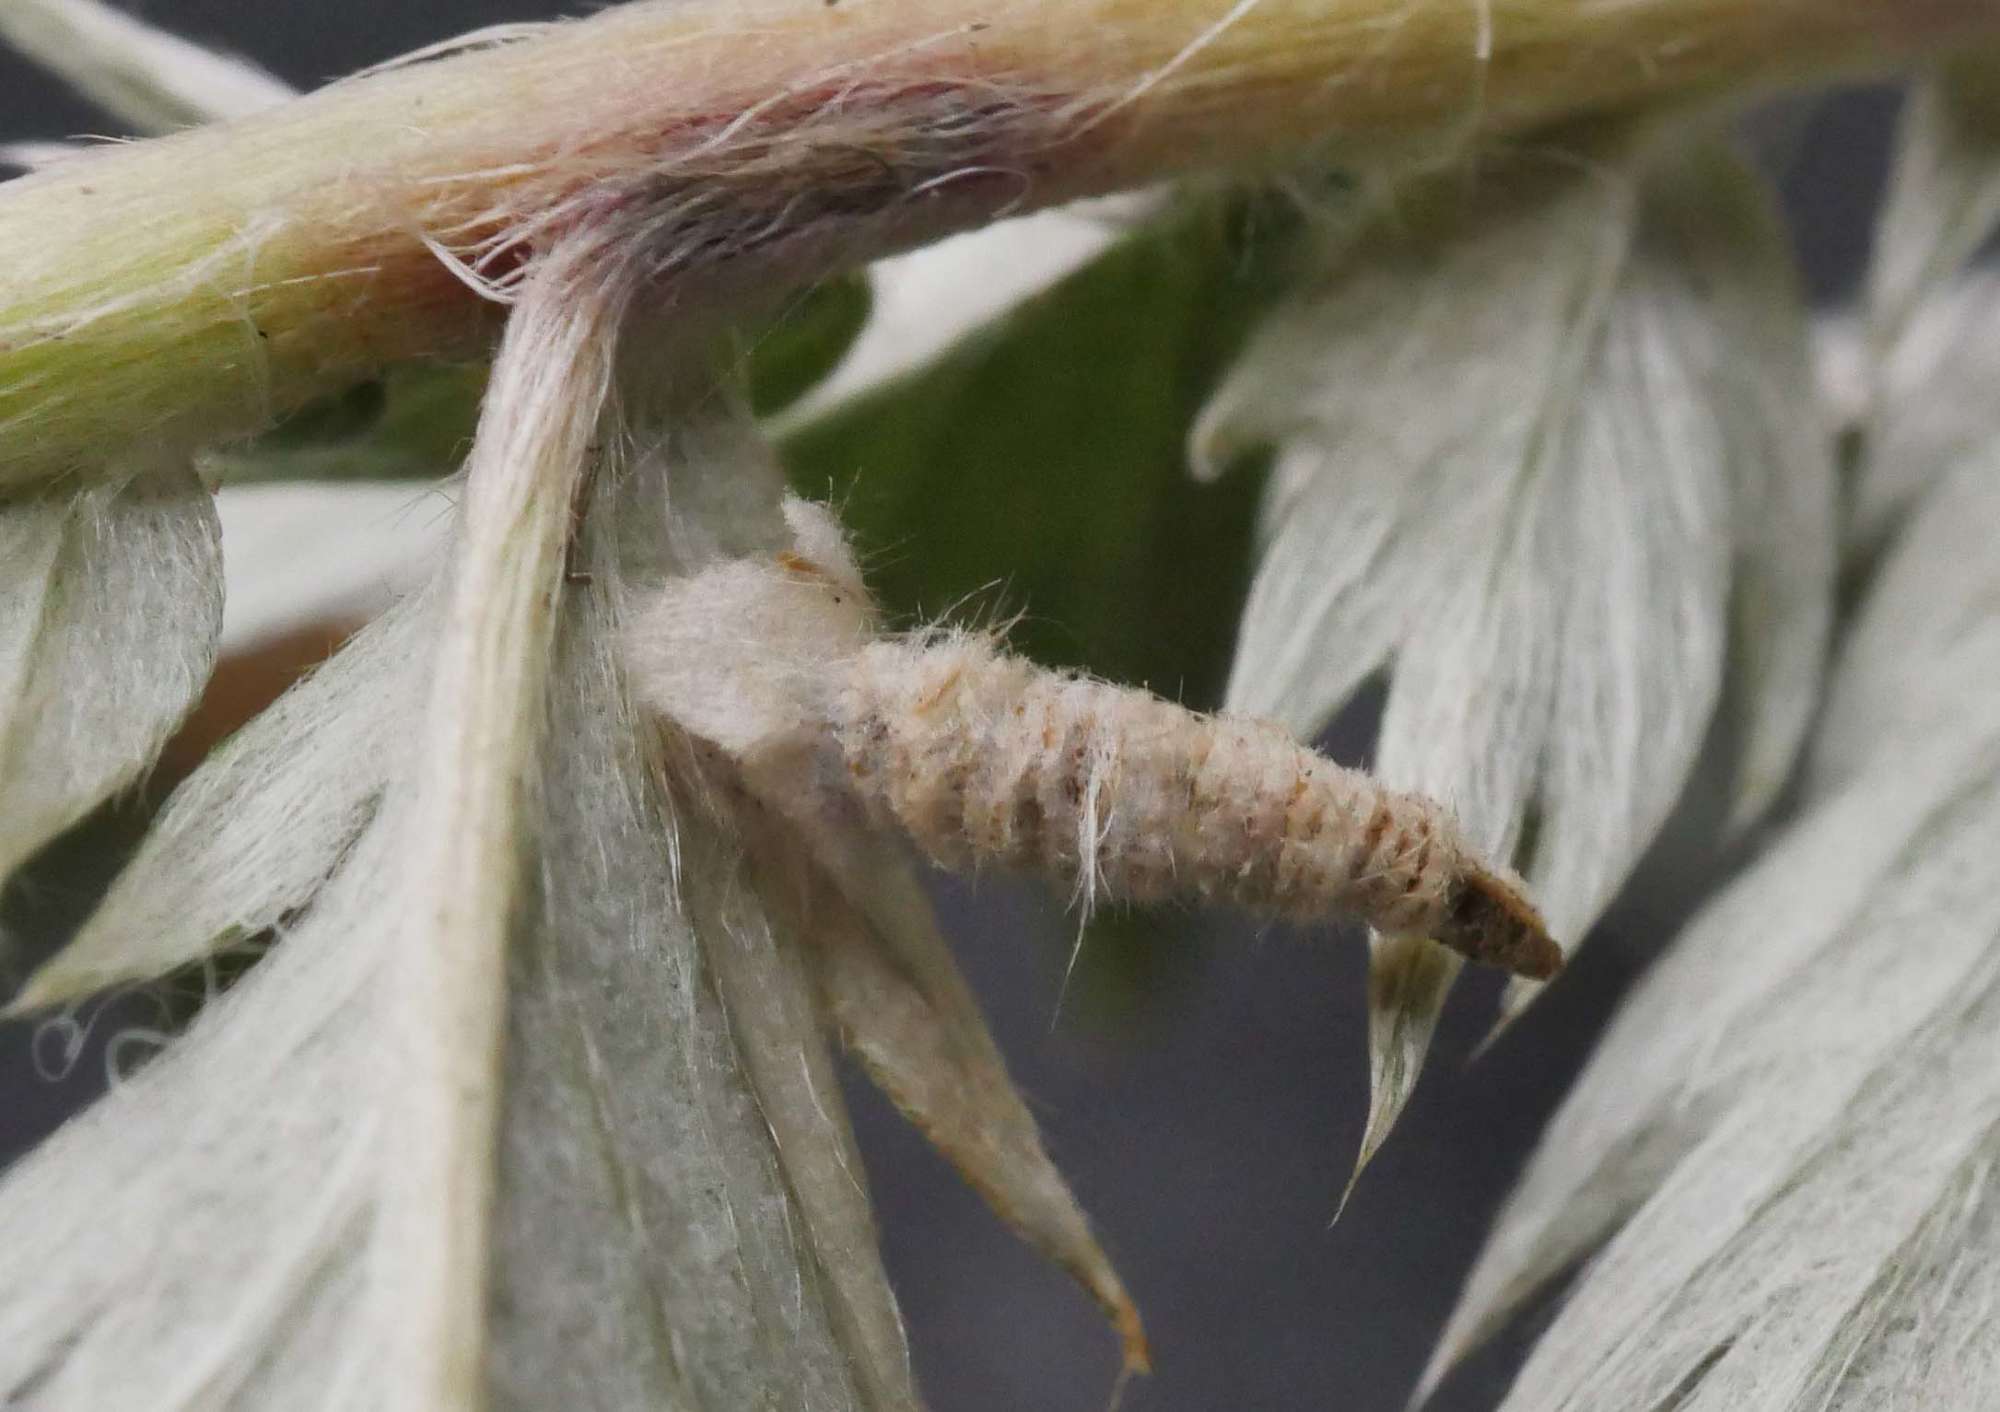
[2,0,1992,485]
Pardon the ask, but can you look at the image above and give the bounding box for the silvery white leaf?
[0,0,293,135]
[0,467,222,888]
[1793,1126,2000,1408]
[0,384,912,1411]
[0,586,901,1411]
[1815,445,2000,788]
[802,838,1149,1373]
[10,582,437,1013]
[1858,266,2000,550]
[491,563,904,1412]
[473,298,919,1400]
[1197,140,1824,1159]
[1868,53,2000,360]
[1427,227,2000,1402]
[214,481,451,655]
[1602,988,2000,1412]
[1854,55,2000,545]
[1660,158,1837,831]
[1193,160,1634,745]
[1485,757,2000,1409]
[1420,734,2000,1398]
[0,805,401,1410]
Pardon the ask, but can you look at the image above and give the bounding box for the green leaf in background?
[780,201,1285,705]
[781,200,1298,1010]
[746,274,874,418]
[205,361,487,484]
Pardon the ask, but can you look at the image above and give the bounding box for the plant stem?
[2,0,1992,485]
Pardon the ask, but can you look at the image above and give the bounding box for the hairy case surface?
[626,507,1561,979]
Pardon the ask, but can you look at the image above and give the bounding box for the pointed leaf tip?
[803,847,1151,1378]
[1351,933,1461,1181]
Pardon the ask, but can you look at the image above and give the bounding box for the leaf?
[1197,139,1825,1165]
[0,0,293,135]
[0,536,904,1412]
[1422,91,2000,1400]
[1419,735,2000,1399]
[0,467,222,887]
[1797,1130,2000,1408]
[209,480,452,654]
[1191,160,1631,741]
[1857,265,2000,552]
[1423,435,2000,1410]
[1815,441,2000,787]
[8,581,435,1013]
[0,312,912,1411]
[493,526,910,1411]
[796,837,1150,1375]
[372,240,628,1403]
[0,800,401,1410]
[1867,51,2000,358]
[1854,53,2000,546]
[1666,162,1838,832]
[745,274,873,417]
[1438,745,2000,1410]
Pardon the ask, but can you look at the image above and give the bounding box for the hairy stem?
[2,0,1992,485]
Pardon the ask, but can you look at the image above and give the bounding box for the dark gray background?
[0,9,1896,1410]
